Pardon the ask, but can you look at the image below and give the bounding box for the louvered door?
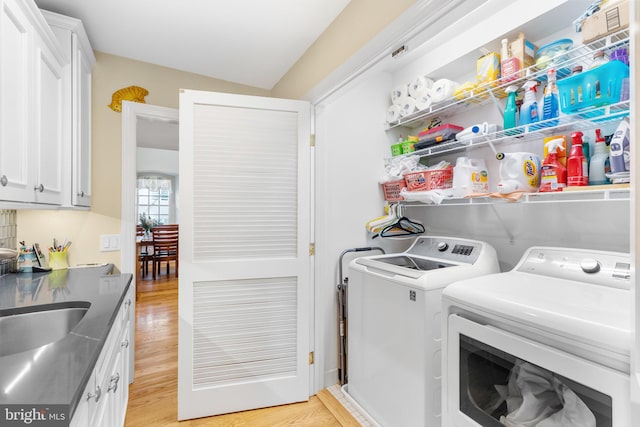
[177,90,312,420]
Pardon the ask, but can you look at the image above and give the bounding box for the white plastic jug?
[453,157,489,197]
[496,152,541,193]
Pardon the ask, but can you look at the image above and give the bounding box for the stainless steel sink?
[0,302,90,357]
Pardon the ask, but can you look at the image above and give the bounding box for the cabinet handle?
[86,385,101,402]
[34,184,44,193]
[0,175,7,187]
[108,373,120,393]
[121,339,129,349]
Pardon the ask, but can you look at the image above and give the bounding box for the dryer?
[442,246,632,427]
[346,236,499,427]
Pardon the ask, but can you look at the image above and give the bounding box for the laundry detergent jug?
[453,157,489,197]
[496,152,541,193]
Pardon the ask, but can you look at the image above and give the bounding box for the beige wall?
[17,1,415,270]
[272,0,416,99]
[17,52,268,269]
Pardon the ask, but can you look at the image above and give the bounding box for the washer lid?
[444,271,632,355]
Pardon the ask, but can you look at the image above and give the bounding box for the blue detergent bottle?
[519,80,539,132]
[542,68,559,126]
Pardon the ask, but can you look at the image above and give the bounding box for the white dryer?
[442,246,632,427]
[346,236,499,427]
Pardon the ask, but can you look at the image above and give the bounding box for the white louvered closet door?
[177,90,312,421]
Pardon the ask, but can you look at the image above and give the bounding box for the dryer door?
[445,315,630,427]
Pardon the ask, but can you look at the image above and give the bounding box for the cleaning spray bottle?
[504,85,519,132]
[589,128,610,185]
[539,138,566,192]
[567,131,588,187]
[520,80,539,132]
[542,68,559,127]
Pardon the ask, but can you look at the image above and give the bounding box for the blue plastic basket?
[556,60,629,113]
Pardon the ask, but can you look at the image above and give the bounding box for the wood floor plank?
[125,264,350,426]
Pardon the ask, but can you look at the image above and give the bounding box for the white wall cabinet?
[41,10,95,207]
[70,287,132,427]
[0,0,66,205]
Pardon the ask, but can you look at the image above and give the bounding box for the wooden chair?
[151,224,179,279]
[136,225,153,277]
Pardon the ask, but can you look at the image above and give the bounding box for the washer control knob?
[437,242,448,252]
[580,258,601,274]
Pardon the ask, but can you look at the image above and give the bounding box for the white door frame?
[120,101,179,383]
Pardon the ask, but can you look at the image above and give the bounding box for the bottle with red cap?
[567,131,588,187]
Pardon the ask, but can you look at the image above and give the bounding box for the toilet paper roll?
[398,97,417,117]
[409,75,434,98]
[430,79,459,104]
[414,88,433,111]
[387,104,401,123]
[391,84,409,104]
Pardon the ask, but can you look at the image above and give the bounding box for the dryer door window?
[459,334,612,426]
[445,315,629,427]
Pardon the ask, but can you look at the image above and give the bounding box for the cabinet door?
[32,35,64,205]
[0,0,32,202]
[71,33,92,206]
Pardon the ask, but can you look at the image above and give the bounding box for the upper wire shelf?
[385,29,630,131]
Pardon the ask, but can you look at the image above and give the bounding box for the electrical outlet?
[100,234,120,252]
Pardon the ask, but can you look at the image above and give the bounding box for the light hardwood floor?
[125,263,352,426]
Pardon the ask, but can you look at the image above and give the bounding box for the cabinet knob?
[78,191,85,197]
[87,385,101,402]
[125,299,132,309]
[121,339,129,349]
[0,175,7,187]
[34,184,44,193]
[108,373,120,393]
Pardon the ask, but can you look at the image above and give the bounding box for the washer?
[345,236,499,427]
[442,246,631,427]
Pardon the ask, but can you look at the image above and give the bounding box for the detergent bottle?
[567,131,588,187]
[496,152,541,193]
[589,129,610,185]
[453,157,489,197]
[539,138,566,192]
[519,80,539,131]
[504,85,519,132]
[542,68,559,126]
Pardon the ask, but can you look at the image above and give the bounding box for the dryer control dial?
[437,242,449,252]
[580,258,601,274]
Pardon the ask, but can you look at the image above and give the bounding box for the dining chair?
[136,225,153,277]
[151,224,179,279]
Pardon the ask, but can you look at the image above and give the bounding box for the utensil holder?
[49,251,69,270]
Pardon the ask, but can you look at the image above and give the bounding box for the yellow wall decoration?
[108,85,149,112]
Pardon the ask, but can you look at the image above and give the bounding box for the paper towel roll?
[387,104,401,123]
[409,75,434,98]
[414,89,433,111]
[398,97,417,117]
[430,79,459,103]
[391,84,409,104]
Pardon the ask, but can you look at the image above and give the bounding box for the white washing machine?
[346,236,499,427]
[442,246,632,427]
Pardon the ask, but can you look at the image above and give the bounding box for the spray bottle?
[542,68,559,126]
[539,138,566,192]
[519,80,539,131]
[567,131,588,187]
[504,85,519,132]
[589,128,610,185]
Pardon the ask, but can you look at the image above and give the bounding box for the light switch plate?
[100,234,120,252]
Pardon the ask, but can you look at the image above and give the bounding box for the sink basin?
[0,301,90,357]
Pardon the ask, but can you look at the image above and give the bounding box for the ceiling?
[33,0,351,151]
[33,0,351,90]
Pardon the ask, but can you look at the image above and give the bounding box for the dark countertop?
[0,265,132,421]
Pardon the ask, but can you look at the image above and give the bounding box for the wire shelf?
[385,29,630,131]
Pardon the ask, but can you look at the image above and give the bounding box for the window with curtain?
[137,175,173,225]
